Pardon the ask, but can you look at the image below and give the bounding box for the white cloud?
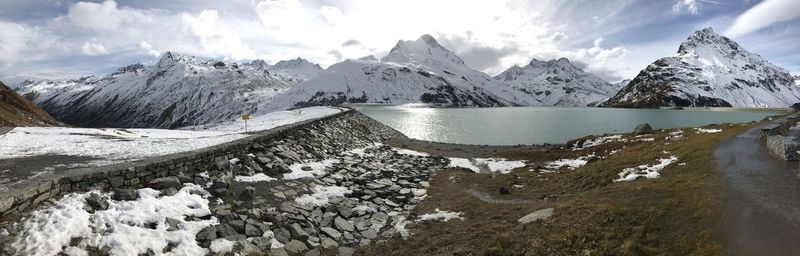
[67,0,149,30]
[673,0,700,15]
[725,0,800,38]
[138,41,160,57]
[181,10,255,59]
[320,6,344,26]
[81,42,109,56]
[567,37,630,81]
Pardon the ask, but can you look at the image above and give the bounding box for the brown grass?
[363,122,754,255]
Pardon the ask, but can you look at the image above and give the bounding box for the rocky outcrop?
[0,81,58,127]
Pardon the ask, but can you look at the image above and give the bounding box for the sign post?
[241,114,250,133]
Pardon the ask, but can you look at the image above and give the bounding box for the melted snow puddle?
[11,184,218,256]
[614,154,679,182]
[447,157,526,174]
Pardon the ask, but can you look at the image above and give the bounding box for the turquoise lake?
[356,106,782,145]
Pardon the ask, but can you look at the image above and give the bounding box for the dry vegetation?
[368,122,758,255]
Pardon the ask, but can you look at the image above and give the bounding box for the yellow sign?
[241,114,250,120]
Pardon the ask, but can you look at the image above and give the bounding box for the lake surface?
[356,106,782,145]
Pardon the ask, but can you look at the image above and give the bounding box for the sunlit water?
[356,106,782,145]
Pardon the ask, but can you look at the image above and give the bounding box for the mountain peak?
[382,34,466,66]
[677,27,743,56]
[417,34,441,47]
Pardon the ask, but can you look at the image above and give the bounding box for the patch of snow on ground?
[394,148,429,157]
[234,173,277,182]
[0,107,344,166]
[447,157,526,174]
[695,128,723,133]
[209,239,236,254]
[284,159,341,179]
[614,156,679,182]
[345,142,384,157]
[186,106,345,133]
[544,154,595,170]
[10,184,216,256]
[0,127,246,164]
[572,135,623,150]
[295,185,353,206]
[417,209,464,222]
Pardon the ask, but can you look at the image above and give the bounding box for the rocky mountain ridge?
[603,28,800,108]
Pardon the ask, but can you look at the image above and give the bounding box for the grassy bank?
[367,122,756,255]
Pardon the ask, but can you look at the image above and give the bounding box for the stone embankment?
[1,110,453,255]
[764,114,800,161]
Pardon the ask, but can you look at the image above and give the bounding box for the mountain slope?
[0,81,58,127]
[494,58,621,106]
[16,52,293,128]
[248,57,324,83]
[603,28,800,108]
[266,35,522,110]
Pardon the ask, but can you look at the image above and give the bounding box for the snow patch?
[234,173,277,182]
[294,185,353,206]
[284,159,341,179]
[10,184,216,256]
[447,157,526,174]
[614,156,679,182]
[417,209,464,222]
[209,239,236,254]
[695,128,723,133]
[544,154,595,170]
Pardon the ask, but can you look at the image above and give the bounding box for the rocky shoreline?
[0,111,458,255]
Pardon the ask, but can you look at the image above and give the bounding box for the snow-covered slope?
[267,35,523,110]
[16,52,295,128]
[604,28,800,108]
[256,57,324,83]
[494,58,621,106]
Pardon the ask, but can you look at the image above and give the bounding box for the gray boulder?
[85,193,108,211]
[148,177,182,190]
[284,240,309,254]
[111,189,138,201]
[633,123,653,134]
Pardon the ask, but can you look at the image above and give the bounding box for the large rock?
[284,240,309,254]
[148,177,182,190]
[111,189,138,201]
[238,186,256,201]
[633,123,653,134]
[517,208,554,224]
[85,193,108,211]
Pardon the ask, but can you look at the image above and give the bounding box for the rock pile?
[4,112,452,256]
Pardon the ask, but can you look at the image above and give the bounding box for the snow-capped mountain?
[16,52,293,128]
[262,57,324,83]
[603,28,800,108]
[266,35,524,110]
[794,75,799,86]
[494,58,622,106]
[0,81,59,127]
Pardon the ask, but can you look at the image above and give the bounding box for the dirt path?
[714,119,800,255]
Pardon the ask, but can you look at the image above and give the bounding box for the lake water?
[356,106,782,145]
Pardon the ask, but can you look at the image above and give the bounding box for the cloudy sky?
[1,0,799,86]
